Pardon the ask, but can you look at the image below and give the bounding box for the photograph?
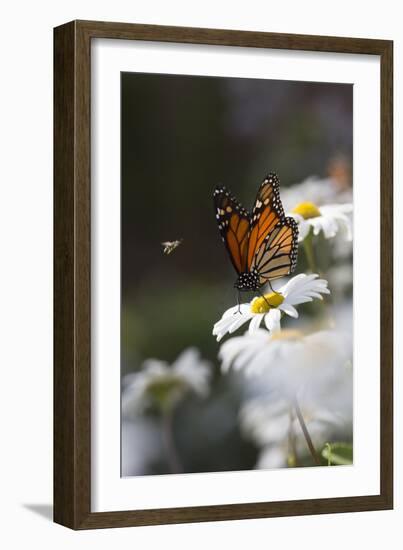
[1,0,395,540]
[120,72,354,476]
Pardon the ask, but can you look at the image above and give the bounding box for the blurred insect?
[213,172,298,301]
[161,239,183,255]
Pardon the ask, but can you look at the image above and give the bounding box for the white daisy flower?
[212,273,330,342]
[235,328,353,469]
[289,202,353,242]
[219,327,351,397]
[281,176,352,213]
[122,348,211,415]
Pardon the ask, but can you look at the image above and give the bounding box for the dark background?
[121,72,352,474]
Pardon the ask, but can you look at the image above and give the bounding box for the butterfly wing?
[214,173,298,282]
[213,185,250,274]
[246,173,286,269]
[251,216,299,283]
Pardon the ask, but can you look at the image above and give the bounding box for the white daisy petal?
[289,296,314,305]
[306,291,325,299]
[280,273,307,297]
[248,313,264,333]
[228,312,253,334]
[278,302,298,317]
[264,308,282,331]
[233,345,265,374]
[219,337,248,371]
[289,213,311,243]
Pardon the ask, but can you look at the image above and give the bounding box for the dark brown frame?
[54,19,393,530]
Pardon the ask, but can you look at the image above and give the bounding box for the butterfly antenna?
[234,288,242,315]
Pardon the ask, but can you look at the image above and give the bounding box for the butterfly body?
[234,270,260,291]
[213,173,298,292]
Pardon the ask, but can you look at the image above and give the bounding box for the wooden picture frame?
[54,19,393,529]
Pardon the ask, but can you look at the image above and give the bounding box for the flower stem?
[288,408,299,467]
[294,398,321,466]
[324,442,332,466]
[161,408,183,474]
[303,230,318,273]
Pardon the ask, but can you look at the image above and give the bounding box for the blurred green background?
[121,72,352,475]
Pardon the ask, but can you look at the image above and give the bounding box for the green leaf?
[322,442,353,465]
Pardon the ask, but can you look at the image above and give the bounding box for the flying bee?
[161,239,183,255]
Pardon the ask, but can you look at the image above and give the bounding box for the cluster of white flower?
[277,175,354,244]
[122,175,354,475]
[216,321,352,469]
[121,348,212,476]
[240,385,352,469]
[281,175,352,212]
[213,177,353,469]
[122,348,212,415]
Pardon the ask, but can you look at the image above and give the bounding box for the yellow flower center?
[250,292,284,314]
[270,329,303,341]
[292,201,321,220]
[147,376,185,410]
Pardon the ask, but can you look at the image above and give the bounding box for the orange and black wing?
[213,185,250,275]
[251,216,299,283]
[246,173,286,269]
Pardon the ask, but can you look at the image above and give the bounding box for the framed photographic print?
[54,20,393,529]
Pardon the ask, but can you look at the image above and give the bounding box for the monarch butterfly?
[213,173,298,294]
